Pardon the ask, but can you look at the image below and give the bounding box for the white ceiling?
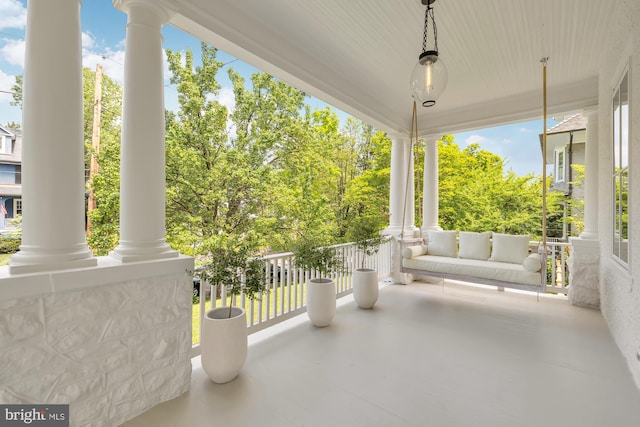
[168,0,618,136]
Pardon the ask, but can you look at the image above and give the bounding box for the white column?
[10,0,96,274]
[422,136,441,233]
[110,0,177,262]
[382,134,418,285]
[579,109,599,239]
[383,135,407,235]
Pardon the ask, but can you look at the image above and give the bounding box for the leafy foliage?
[437,136,557,238]
[12,44,563,261]
[293,240,342,278]
[10,75,22,108]
[347,215,385,269]
[0,238,21,254]
[84,67,123,254]
[193,243,268,318]
[9,69,122,255]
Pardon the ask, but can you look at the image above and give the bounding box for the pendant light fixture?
[410,0,448,107]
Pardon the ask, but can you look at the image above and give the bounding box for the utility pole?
[87,63,103,234]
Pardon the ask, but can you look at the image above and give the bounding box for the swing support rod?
[541,57,549,271]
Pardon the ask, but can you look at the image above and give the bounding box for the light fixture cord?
[422,5,438,53]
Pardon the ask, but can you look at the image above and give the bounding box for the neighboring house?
[0,124,22,228]
[540,113,587,239]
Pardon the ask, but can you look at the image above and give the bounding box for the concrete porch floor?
[123,280,640,427]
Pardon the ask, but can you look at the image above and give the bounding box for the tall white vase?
[201,306,247,384]
[306,278,336,327]
[353,268,378,309]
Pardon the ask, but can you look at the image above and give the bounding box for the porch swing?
[399,59,551,295]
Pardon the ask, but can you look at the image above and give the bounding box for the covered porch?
[125,281,640,427]
[1,0,640,426]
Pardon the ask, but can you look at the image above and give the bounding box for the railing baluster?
[192,237,393,354]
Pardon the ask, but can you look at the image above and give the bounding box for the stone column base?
[568,237,600,308]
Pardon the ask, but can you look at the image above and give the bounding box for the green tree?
[438,136,552,238]
[84,68,123,254]
[165,43,306,258]
[343,129,391,239]
[3,122,20,130]
[10,70,123,254]
[10,75,22,108]
[563,163,585,236]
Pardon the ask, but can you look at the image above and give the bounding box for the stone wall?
[568,237,600,308]
[0,259,193,427]
[598,0,640,392]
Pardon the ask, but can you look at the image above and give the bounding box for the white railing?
[544,240,570,295]
[192,237,393,355]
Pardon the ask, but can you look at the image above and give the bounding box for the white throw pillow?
[458,231,492,260]
[426,230,457,257]
[523,253,542,272]
[490,233,530,264]
[402,245,428,259]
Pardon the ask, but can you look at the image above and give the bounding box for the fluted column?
[383,135,407,235]
[382,134,418,285]
[110,0,177,262]
[579,109,599,239]
[10,0,96,274]
[422,136,441,233]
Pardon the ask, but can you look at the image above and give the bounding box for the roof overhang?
[160,0,618,136]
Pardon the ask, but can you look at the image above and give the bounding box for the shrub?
[0,238,20,254]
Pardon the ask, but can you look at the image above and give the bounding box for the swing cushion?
[402,244,428,258]
[426,230,458,257]
[458,231,492,260]
[490,233,531,264]
[523,253,542,272]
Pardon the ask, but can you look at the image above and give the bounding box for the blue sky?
[0,0,555,177]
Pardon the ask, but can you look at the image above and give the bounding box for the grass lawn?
[192,281,307,345]
[191,277,351,344]
[0,253,12,266]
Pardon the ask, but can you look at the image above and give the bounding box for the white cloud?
[0,68,16,102]
[502,138,512,144]
[82,46,125,85]
[465,134,488,145]
[205,87,237,138]
[0,0,26,31]
[0,68,22,124]
[82,32,95,49]
[216,87,236,112]
[519,127,534,133]
[0,38,25,67]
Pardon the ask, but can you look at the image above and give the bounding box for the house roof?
[0,125,22,164]
[547,114,587,135]
[159,0,626,136]
[539,113,587,163]
[0,125,15,137]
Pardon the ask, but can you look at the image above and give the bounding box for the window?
[0,164,13,184]
[554,147,566,183]
[0,135,12,154]
[14,199,21,216]
[612,69,629,265]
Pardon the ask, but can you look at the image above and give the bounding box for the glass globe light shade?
[410,50,448,107]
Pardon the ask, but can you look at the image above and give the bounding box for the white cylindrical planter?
[201,307,247,384]
[306,278,336,327]
[353,269,379,309]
